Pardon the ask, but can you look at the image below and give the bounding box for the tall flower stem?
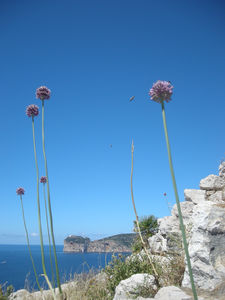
[161,101,198,300]
[41,101,62,294]
[31,116,47,277]
[131,140,159,279]
[20,195,42,291]
[41,274,57,300]
[43,183,55,289]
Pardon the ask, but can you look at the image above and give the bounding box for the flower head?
[149,80,173,103]
[26,104,39,117]
[40,176,47,184]
[36,86,51,100]
[164,193,167,196]
[16,187,25,195]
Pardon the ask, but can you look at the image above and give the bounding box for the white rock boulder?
[148,232,168,254]
[113,273,156,300]
[154,286,192,300]
[184,189,206,205]
[200,175,225,191]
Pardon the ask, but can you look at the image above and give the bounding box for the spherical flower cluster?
[16,187,25,195]
[26,104,39,117]
[40,176,47,183]
[36,86,51,100]
[149,80,173,103]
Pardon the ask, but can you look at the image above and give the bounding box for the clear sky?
[1,0,225,245]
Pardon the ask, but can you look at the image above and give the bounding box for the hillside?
[63,233,136,253]
[97,233,136,247]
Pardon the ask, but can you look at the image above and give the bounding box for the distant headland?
[63,233,136,253]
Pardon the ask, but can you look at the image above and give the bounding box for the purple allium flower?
[149,80,173,103]
[26,104,39,117]
[36,86,51,100]
[16,187,25,195]
[40,176,47,183]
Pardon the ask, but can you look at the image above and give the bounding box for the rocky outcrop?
[9,281,77,300]
[63,235,90,252]
[199,174,225,191]
[113,283,206,300]
[219,161,225,178]
[113,162,225,299]
[153,286,193,300]
[181,197,225,291]
[147,162,225,296]
[113,273,157,300]
[64,233,136,253]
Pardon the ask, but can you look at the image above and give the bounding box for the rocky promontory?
[63,233,136,253]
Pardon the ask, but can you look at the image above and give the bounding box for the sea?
[0,245,127,292]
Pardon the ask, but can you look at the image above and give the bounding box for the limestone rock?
[219,161,225,178]
[9,289,31,300]
[113,274,157,300]
[200,175,225,191]
[184,189,206,204]
[157,215,179,236]
[9,282,77,300]
[171,201,194,223]
[148,232,168,254]
[154,286,192,300]
[149,202,193,255]
[182,201,225,291]
[136,297,154,300]
[147,163,225,295]
[207,191,225,204]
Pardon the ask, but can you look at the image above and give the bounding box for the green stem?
[20,195,42,291]
[161,101,198,300]
[41,274,57,300]
[43,183,55,289]
[41,101,62,294]
[131,140,159,279]
[32,116,47,277]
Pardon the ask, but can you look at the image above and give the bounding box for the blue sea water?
[0,245,124,292]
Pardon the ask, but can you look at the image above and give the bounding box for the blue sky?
[1,0,225,245]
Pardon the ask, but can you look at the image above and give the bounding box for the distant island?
[63,233,136,253]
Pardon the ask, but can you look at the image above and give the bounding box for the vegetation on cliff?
[132,215,159,253]
[97,233,136,248]
[64,233,136,252]
[64,236,90,244]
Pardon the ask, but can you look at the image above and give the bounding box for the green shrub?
[104,253,159,296]
[132,215,158,253]
[0,284,13,300]
[104,250,185,298]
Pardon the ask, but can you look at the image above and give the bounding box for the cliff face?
[147,161,225,294]
[63,236,90,253]
[63,234,135,253]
